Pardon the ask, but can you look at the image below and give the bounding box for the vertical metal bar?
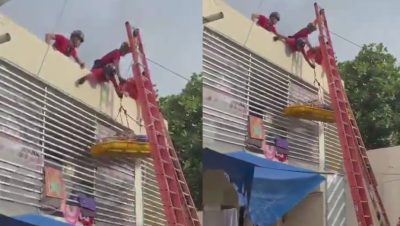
[135,159,144,226]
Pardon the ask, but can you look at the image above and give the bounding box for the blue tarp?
[0,214,36,226]
[14,214,73,226]
[203,148,325,226]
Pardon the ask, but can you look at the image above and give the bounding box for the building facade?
[202,0,349,225]
[0,14,166,225]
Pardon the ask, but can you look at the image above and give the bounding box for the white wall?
[368,146,400,225]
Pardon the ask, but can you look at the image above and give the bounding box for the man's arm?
[45,33,56,45]
[71,51,85,69]
[273,32,287,41]
[251,14,259,22]
[73,56,85,69]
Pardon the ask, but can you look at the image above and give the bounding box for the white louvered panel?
[203,28,320,166]
[141,158,167,226]
[287,80,319,164]
[248,53,290,143]
[0,64,44,207]
[0,61,143,225]
[326,174,346,226]
[95,157,136,225]
[203,29,249,152]
[323,94,342,172]
[43,90,137,225]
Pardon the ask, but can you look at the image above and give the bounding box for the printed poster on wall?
[248,116,264,140]
[0,113,43,210]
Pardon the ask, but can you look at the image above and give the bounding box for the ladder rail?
[316,5,390,225]
[314,4,373,226]
[125,22,200,226]
[314,4,390,226]
[134,24,200,226]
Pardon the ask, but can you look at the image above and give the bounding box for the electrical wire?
[123,58,190,82]
[36,0,68,76]
[147,58,190,81]
[330,31,363,49]
[243,0,265,47]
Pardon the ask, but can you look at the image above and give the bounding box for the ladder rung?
[161,159,173,166]
[147,102,158,110]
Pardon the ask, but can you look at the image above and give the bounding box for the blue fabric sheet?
[203,148,325,226]
[14,214,73,226]
[0,214,36,226]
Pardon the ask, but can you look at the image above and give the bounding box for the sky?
[225,0,400,62]
[0,0,202,97]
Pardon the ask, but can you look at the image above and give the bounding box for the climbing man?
[45,30,85,69]
[306,46,323,66]
[90,41,131,84]
[75,42,131,98]
[273,22,317,68]
[251,12,280,34]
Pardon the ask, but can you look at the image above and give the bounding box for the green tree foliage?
[159,73,202,208]
[339,43,400,149]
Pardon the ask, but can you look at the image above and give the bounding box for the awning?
[13,214,73,226]
[0,214,36,226]
[203,148,325,226]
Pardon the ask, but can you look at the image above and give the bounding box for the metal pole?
[0,33,11,44]
[203,12,224,24]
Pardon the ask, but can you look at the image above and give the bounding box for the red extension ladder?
[124,22,201,226]
[314,3,390,226]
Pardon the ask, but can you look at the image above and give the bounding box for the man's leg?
[301,48,316,69]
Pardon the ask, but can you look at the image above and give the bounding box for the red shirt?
[53,34,77,58]
[306,47,323,65]
[314,49,323,65]
[291,28,311,40]
[256,15,276,34]
[100,49,121,66]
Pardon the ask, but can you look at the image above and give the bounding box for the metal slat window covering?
[0,64,44,207]
[248,54,289,143]
[142,159,166,225]
[203,28,320,165]
[0,61,149,225]
[203,29,249,152]
[324,94,342,171]
[287,79,319,163]
[326,174,346,226]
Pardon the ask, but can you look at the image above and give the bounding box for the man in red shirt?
[251,12,280,34]
[306,46,323,66]
[90,42,130,84]
[74,42,131,98]
[45,30,85,69]
[273,22,317,68]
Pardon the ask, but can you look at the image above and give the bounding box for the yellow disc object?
[283,104,335,123]
[90,139,150,157]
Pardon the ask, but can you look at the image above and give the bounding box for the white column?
[135,159,144,226]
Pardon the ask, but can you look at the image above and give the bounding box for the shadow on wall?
[99,84,115,115]
[291,52,304,80]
